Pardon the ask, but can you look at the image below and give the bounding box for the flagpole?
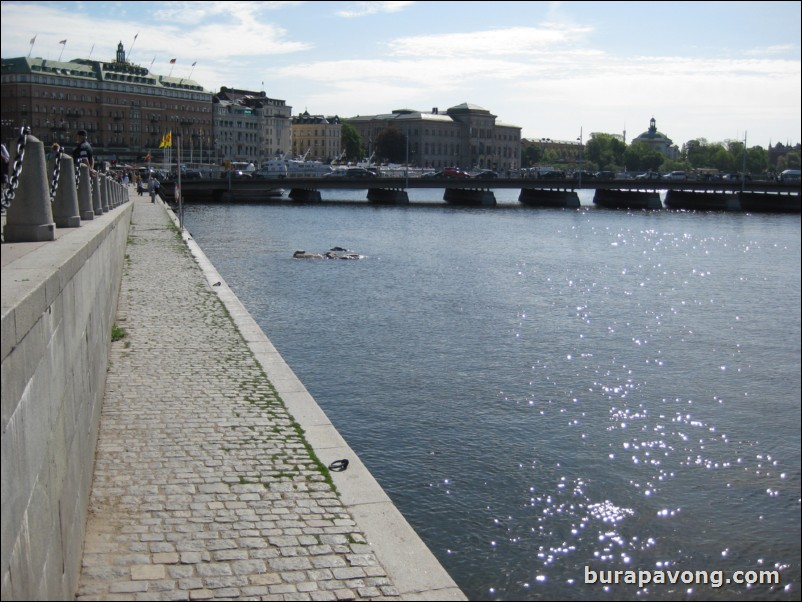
[58,40,67,62]
[128,32,139,61]
[188,61,197,80]
[88,43,95,59]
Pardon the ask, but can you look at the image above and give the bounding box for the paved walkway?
[75,197,442,601]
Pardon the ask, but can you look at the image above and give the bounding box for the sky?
[2,1,800,148]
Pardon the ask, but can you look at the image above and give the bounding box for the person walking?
[148,176,160,203]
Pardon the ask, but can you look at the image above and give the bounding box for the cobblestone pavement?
[76,198,401,601]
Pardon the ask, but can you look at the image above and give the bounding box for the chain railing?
[49,146,63,203]
[2,126,31,209]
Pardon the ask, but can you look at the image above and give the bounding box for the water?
[183,189,800,600]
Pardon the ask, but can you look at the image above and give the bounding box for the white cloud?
[336,1,416,18]
[388,25,593,58]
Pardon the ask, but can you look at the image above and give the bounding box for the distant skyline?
[2,1,800,148]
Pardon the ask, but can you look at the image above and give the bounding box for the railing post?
[50,154,81,228]
[100,174,110,213]
[3,135,56,242]
[92,171,104,215]
[78,164,95,220]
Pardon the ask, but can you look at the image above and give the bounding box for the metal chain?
[49,146,63,203]
[2,126,30,209]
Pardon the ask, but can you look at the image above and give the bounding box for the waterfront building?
[1,43,213,165]
[631,117,679,159]
[213,87,292,166]
[291,111,342,162]
[525,137,584,166]
[347,103,521,171]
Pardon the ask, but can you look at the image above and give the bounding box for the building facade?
[1,43,213,165]
[632,117,679,159]
[347,103,521,171]
[291,111,342,162]
[213,87,292,165]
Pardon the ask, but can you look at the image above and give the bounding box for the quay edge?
[164,203,467,601]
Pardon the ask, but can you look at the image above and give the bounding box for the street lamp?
[577,127,584,188]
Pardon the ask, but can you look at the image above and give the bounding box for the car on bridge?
[443,167,471,178]
[779,169,801,182]
[663,171,688,181]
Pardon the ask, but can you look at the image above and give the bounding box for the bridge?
[162,176,801,212]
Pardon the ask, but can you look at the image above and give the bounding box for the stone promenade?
[76,197,464,601]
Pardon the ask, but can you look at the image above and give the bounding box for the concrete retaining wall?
[1,203,133,600]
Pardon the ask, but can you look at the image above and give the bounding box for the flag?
[144,151,151,162]
[134,33,139,40]
[169,58,176,64]
[165,131,172,148]
[59,39,67,45]
[191,61,196,67]
[30,35,37,45]
[158,134,166,149]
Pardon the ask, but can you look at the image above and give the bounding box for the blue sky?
[2,1,800,148]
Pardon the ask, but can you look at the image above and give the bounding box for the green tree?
[374,126,407,163]
[778,151,801,170]
[625,141,664,172]
[745,146,769,173]
[520,139,543,166]
[585,134,626,171]
[340,121,363,162]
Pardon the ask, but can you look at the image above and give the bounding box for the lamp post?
[741,131,747,194]
[405,130,409,189]
[577,127,584,188]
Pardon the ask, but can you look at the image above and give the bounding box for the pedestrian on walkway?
[148,176,160,203]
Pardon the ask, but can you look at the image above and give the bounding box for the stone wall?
[1,203,132,599]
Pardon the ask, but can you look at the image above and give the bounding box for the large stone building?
[631,117,679,159]
[213,87,292,165]
[347,103,521,171]
[1,43,213,164]
[291,111,342,162]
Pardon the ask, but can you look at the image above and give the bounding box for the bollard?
[92,172,104,215]
[3,135,56,242]
[78,164,95,220]
[100,175,110,213]
[50,154,81,228]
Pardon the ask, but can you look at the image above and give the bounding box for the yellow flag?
[166,131,173,148]
[158,134,165,149]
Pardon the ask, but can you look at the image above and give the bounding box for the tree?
[520,139,544,166]
[340,121,363,162]
[585,134,626,171]
[374,126,407,163]
[778,151,801,170]
[625,141,664,172]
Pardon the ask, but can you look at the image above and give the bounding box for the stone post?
[50,154,81,228]
[100,175,110,213]
[3,135,56,242]
[78,164,95,220]
[92,171,104,215]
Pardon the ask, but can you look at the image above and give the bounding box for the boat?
[253,151,332,178]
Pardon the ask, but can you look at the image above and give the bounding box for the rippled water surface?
[184,190,800,600]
